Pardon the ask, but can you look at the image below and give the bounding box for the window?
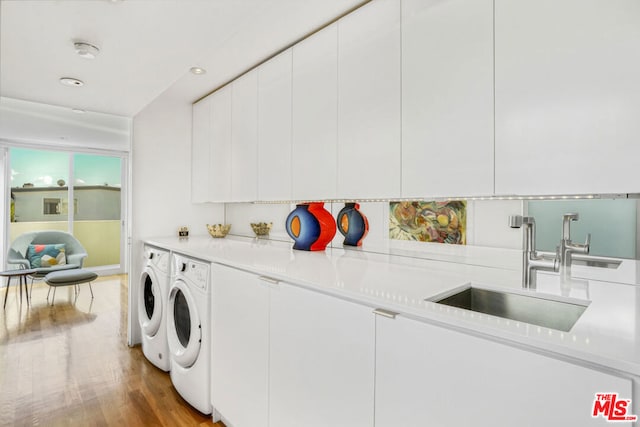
[43,198,60,215]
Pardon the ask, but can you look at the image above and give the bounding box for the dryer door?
[167,279,202,369]
[139,267,162,337]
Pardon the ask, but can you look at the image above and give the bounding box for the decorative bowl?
[250,222,272,237]
[207,224,231,238]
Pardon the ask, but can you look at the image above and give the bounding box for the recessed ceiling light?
[71,108,86,114]
[74,42,100,59]
[190,67,207,75]
[59,77,84,87]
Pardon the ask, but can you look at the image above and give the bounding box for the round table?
[1,268,37,308]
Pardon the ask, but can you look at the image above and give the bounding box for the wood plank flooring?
[0,274,224,426]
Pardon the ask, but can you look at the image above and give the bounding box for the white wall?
[130,90,223,344]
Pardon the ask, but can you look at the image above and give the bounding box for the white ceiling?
[0,0,365,118]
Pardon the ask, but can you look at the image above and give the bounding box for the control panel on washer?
[149,248,170,273]
[174,255,209,291]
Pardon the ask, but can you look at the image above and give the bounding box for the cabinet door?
[270,284,375,427]
[211,265,269,427]
[192,97,212,203]
[258,49,292,201]
[210,85,232,201]
[401,0,493,198]
[292,23,338,200]
[375,315,632,427]
[231,70,258,201]
[337,0,401,199]
[495,0,640,195]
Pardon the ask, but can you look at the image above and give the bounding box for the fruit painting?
[389,201,466,244]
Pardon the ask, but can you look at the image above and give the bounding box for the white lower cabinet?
[269,284,375,427]
[211,263,634,427]
[211,264,375,427]
[375,315,633,427]
[211,264,269,427]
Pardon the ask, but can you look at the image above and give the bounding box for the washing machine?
[138,245,171,371]
[167,253,212,415]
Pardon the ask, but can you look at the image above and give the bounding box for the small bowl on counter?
[207,224,231,238]
[250,222,272,238]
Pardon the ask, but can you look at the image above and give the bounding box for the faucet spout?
[562,213,579,240]
[509,215,559,289]
[559,212,590,277]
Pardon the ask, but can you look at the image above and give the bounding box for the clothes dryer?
[167,253,212,414]
[138,245,170,371]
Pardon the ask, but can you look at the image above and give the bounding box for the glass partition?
[72,154,122,268]
[9,148,70,243]
[527,199,637,259]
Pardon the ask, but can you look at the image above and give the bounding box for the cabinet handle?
[258,276,280,285]
[373,308,399,319]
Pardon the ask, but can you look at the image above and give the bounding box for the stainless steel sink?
[431,287,589,332]
[571,258,621,269]
[539,252,622,269]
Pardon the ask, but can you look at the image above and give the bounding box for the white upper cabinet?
[192,87,232,203]
[231,70,258,202]
[337,0,401,199]
[191,96,212,203]
[495,0,640,195]
[258,49,293,201]
[401,0,494,198]
[210,85,233,202]
[292,23,338,201]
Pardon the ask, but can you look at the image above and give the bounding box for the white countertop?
[145,235,640,377]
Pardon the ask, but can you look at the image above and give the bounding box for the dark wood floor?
[0,274,223,426]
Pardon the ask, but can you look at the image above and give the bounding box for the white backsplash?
[224,200,524,261]
[224,203,292,241]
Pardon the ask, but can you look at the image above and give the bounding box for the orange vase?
[285,202,337,251]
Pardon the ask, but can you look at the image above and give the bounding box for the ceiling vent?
[59,77,84,87]
[74,42,100,59]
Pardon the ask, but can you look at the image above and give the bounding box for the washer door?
[167,279,201,369]
[138,267,162,337]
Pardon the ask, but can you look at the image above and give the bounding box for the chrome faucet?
[509,215,559,289]
[559,213,590,277]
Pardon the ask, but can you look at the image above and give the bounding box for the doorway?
[7,147,127,273]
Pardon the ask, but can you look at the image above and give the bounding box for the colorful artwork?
[389,201,466,244]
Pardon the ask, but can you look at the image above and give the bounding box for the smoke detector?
[74,42,100,59]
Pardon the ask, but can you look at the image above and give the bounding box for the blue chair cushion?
[26,244,66,268]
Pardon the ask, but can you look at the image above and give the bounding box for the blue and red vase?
[337,202,369,246]
[286,202,336,251]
